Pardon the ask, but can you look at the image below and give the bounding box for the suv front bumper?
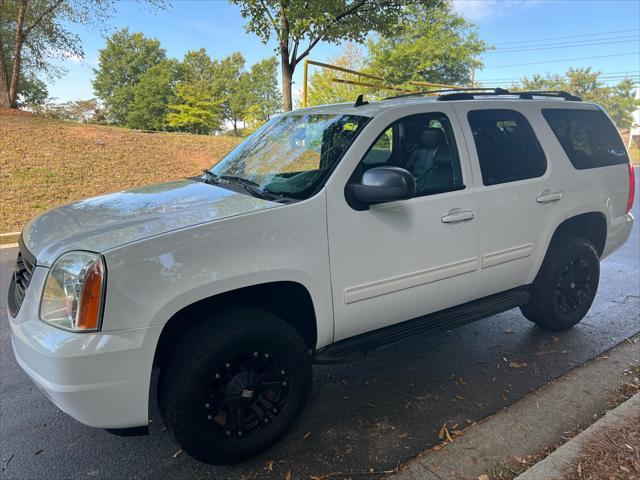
[8,266,162,429]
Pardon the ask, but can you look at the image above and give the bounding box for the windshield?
[209,113,369,200]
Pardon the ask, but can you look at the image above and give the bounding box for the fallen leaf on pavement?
[509,361,527,369]
[478,475,490,480]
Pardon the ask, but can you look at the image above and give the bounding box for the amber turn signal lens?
[77,259,105,330]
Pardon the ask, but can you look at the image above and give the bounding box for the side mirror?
[347,166,416,207]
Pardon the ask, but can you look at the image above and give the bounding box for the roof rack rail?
[384,87,496,100]
[437,89,582,102]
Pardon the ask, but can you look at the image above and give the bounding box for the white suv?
[8,89,635,463]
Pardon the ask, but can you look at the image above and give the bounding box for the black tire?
[520,235,600,331]
[158,306,312,464]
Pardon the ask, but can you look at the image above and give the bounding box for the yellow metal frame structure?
[301,59,463,107]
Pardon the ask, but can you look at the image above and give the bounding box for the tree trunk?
[8,0,27,108]
[0,40,11,108]
[281,55,293,112]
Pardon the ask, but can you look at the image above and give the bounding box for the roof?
[292,94,598,118]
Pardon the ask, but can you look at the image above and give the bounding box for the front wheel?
[159,307,312,464]
[521,236,600,331]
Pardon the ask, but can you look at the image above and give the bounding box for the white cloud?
[453,0,544,22]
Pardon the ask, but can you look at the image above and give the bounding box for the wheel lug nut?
[215,373,220,379]
[238,431,243,436]
[225,362,231,368]
[282,381,287,386]
[207,414,212,420]
[205,402,210,408]
[265,353,269,359]
[253,352,258,356]
[225,430,231,436]
[281,370,285,375]
[273,408,277,413]
[264,418,269,423]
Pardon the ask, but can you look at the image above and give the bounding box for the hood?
[23,180,280,266]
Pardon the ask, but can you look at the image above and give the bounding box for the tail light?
[628,163,635,214]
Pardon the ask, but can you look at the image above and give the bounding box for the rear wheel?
[521,236,599,331]
[159,307,311,464]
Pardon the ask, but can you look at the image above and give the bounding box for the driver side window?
[359,112,464,197]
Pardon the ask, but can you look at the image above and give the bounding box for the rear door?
[453,103,565,299]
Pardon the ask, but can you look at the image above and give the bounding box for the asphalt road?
[1,184,638,480]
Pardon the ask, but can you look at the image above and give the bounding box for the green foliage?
[167,80,223,134]
[366,1,489,85]
[216,52,249,134]
[229,0,419,110]
[17,72,48,106]
[516,68,639,128]
[93,28,166,124]
[34,98,104,123]
[246,56,280,122]
[0,0,126,108]
[126,60,180,130]
[304,43,390,107]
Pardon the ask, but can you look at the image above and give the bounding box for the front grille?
[8,242,36,317]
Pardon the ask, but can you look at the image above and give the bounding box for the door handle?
[536,191,563,204]
[441,210,475,223]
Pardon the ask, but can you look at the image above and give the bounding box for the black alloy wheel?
[159,307,312,464]
[202,351,289,440]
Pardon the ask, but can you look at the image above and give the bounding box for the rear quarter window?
[542,108,629,170]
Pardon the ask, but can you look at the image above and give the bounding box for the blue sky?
[49,0,640,103]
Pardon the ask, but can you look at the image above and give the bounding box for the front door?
[326,107,481,342]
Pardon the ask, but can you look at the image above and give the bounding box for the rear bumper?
[8,267,162,429]
[602,212,634,259]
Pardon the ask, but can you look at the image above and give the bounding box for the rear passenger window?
[468,109,547,186]
[542,109,629,169]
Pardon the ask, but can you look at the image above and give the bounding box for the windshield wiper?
[201,171,295,203]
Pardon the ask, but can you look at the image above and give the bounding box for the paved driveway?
[1,179,638,480]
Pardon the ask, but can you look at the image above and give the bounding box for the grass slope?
[1,110,241,232]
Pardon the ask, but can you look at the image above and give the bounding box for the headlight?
[40,251,106,332]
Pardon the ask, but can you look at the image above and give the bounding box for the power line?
[485,52,640,69]
[490,37,639,53]
[478,71,640,82]
[493,29,640,46]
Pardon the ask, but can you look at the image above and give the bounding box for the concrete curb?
[515,393,639,479]
[0,232,20,245]
[392,337,640,480]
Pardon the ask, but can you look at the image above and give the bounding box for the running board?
[313,288,530,365]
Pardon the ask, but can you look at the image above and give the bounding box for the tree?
[167,81,223,134]
[93,28,166,124]
[0,0,118,109]
[366,1,488,86]
[305,43,375,106]
[35,98,104,122]
[517,68,639,128]
[246,56,280,122]
[215,52,248,135]
[15,71,48,106]
[126,60,179,130]
[229,0,420,111]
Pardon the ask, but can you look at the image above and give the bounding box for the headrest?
[421,128,444,148]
